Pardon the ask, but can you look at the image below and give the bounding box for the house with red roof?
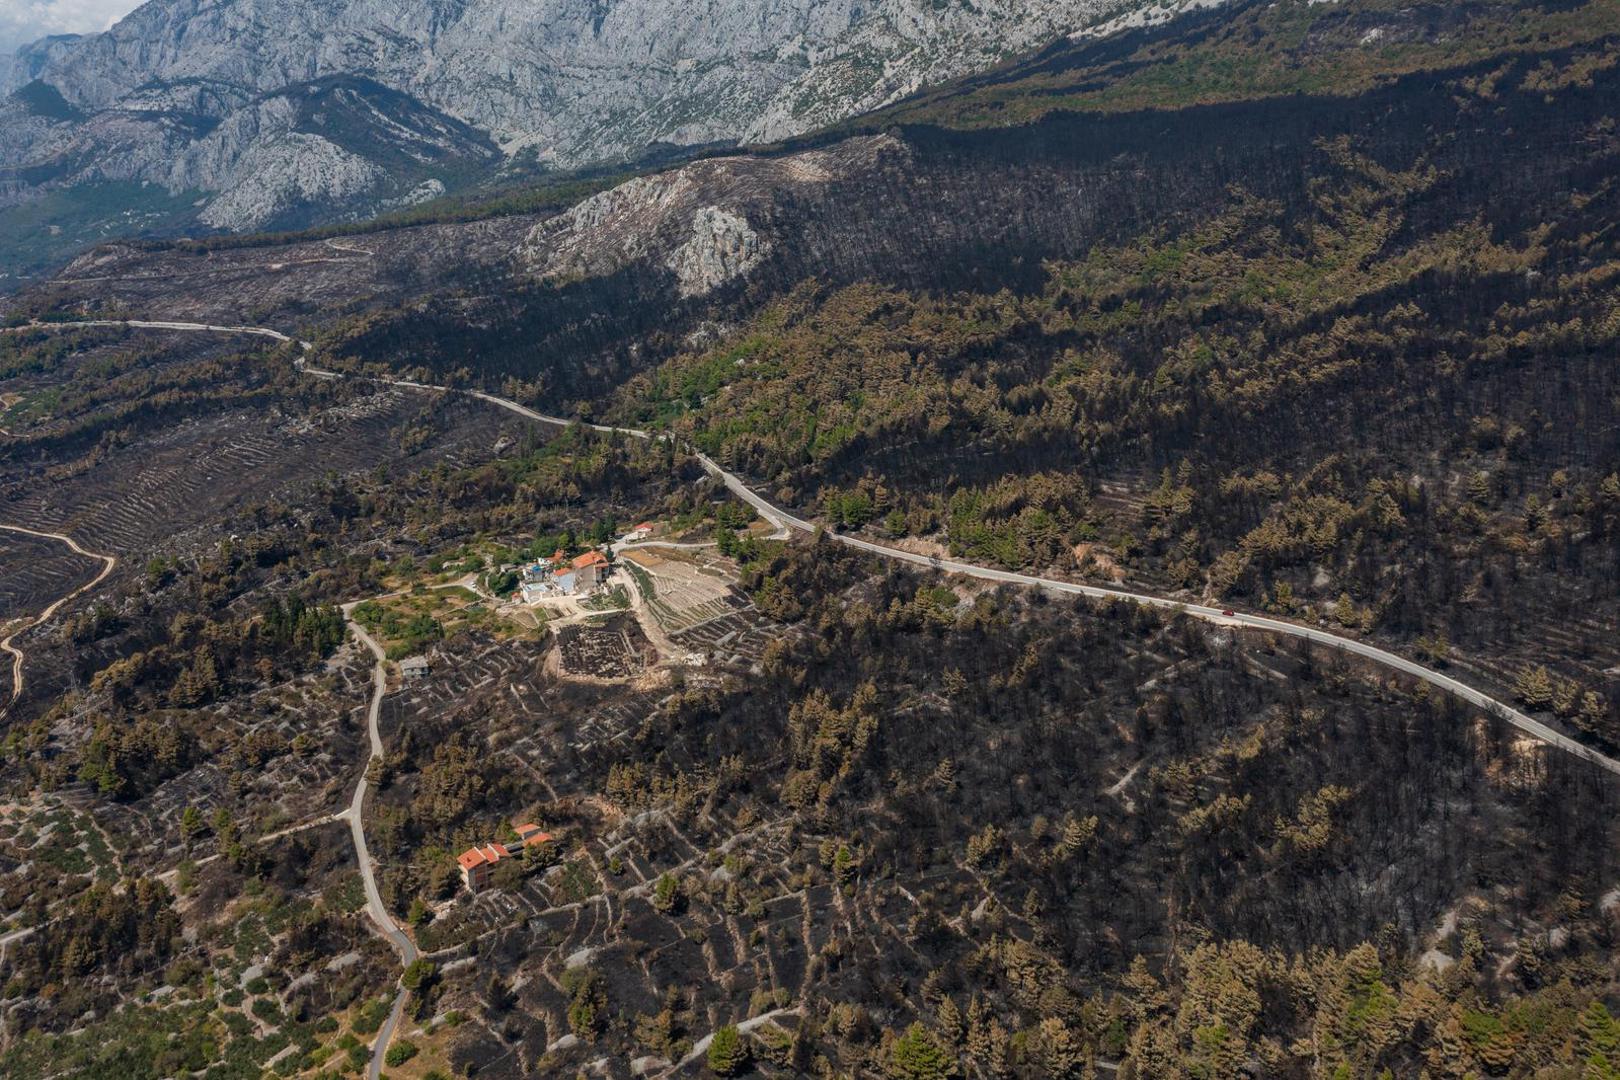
[519,547,613,600]
[457,822,556,893]
[456,844,508,894]
[571,550,610,589]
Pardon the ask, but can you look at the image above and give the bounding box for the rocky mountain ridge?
[0,0,1143,254]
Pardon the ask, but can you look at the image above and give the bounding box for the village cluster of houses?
[514,524,653,606]
[519,549,612,603]
[456,822,555,893]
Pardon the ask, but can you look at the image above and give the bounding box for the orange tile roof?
[573,551,609,569]
[459,844,510,870]
[461,827,556,873]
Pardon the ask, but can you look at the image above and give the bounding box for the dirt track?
[0,524,117,715]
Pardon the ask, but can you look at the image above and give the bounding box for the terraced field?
[670,608,783,670]
[382,637,552,742]
[416,790,818,1071]
[619,547,785,670]
[0,385,518,722]
[0,529,108,708]
[0,531,100,627]
[555,618,653,680]
[568,690,665,753]
[621,549,737,634]
[0,391,508,568]
[82,648,375,864]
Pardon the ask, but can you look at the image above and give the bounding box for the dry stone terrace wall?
[0,387,520,719]
[626,549,737,632]
[561,689,665,754]
[384,635,691,804]
[645,586,748,635]
[414,624,1246,1077]
[427,608,1550,1070]
[1,390,511,565]
[0,530,100,625]
[423,803,820,1064]
[625,548,785,669]
[555,619,652,680]
[383,605,824,1043]
[77,648,374,864]
[25,215,537,326]
[669,607,780,670]
[377,636,554,750]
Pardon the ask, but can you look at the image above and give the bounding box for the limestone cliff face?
[666,208,770,298]
[0,0,1140,236]
[520,135,905,297]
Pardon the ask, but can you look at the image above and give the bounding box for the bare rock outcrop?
[520,135,906,296]
[0,0,1146,243]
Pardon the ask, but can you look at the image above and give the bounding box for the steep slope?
[0,0,1150,274]
[15,0,1620,713]
[5,1,1620,1075]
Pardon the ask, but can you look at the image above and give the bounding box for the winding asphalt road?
[3,312,1610,1080]
[691,462,1620,775]
[14,320,1618,780]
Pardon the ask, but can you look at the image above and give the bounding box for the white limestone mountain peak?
[0,0,1153,237]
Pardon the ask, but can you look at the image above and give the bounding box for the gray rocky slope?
[0,0,1142,236]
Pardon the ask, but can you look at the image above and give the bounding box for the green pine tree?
[1514,665,1555,710]
[887,1022,960,1080]
[707,1024,749,1076]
